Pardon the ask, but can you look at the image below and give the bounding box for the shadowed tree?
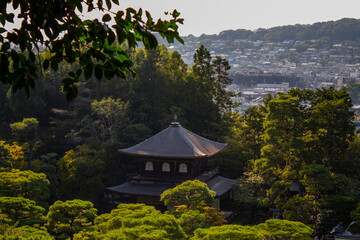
[10,118,39,169]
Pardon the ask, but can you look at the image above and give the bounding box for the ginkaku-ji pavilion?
[106,121,237,209]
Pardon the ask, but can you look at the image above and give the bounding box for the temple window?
[179,163,187,173]
[162,162,170,172]
[145,161,153,171]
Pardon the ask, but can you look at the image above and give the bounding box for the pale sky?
[119,0,360,36]
[5,1,360,37]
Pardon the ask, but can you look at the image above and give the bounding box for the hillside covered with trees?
[180,18,360,42]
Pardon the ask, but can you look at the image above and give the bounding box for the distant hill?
[178,18,360,43]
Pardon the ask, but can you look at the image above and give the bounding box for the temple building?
[106,121,237,209]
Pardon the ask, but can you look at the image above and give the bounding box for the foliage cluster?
[227,87,360,236]
[0,194,314,240]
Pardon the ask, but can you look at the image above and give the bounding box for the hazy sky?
[119,0,360,36]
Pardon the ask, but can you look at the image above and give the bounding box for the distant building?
[106,122,237,210]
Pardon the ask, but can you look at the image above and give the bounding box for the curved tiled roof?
[119,122,228,158]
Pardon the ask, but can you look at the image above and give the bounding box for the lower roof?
[107,182,173,197]
[106,176,237,197]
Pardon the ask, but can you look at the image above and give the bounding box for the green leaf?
[76,69,82,77]
[94,65,103,80]
[112,0,119,5]
[12,0,20,10]
[102,14,111,22]
[0,54,9,69]
[29,51,36,62]
[176,36,184,44]
[105,0,112,10]
[84,64,93,80]
[6,13,14,23]
[66,85,78,101]
[172,10,180,18]
[87,3,94,11]
[43,59,50,70]
[0,15,5,26]
[108,31,115,45]
[1,42,10,51]
[146,11,153,24]
[76,2,83,13]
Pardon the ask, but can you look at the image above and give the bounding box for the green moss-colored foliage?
[0,197,46,227]
[160,180,216,209]
[76,203,185,240]
[170,205,225,236]
[161,180,225,236]
[0,168,50,207]
[256,219,313,240]
[191,224,259,240]
[92,226,170,240]
[46,199,97,240]
[0,225,53,240]
[176,209,209,236]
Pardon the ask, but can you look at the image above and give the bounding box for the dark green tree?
[212,55,236,112]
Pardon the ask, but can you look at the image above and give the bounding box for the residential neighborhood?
[170,37,360,112]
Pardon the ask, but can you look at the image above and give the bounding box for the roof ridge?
[177,126,205,156]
